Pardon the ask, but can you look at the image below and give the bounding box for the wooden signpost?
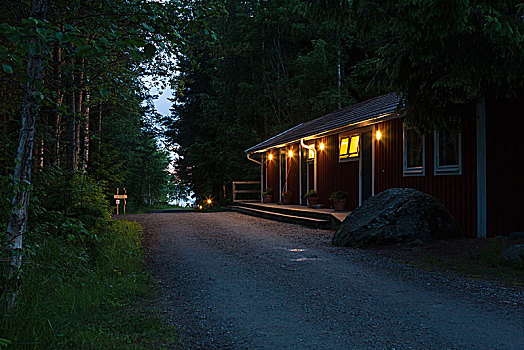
[114,188,128,215]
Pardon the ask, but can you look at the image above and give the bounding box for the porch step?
[233,201,338,222]
[230,206,332,229]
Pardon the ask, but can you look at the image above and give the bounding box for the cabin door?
[360,131,373,204]
[300,147,308,205]
[279,149,287,201]
[261,154,266,191]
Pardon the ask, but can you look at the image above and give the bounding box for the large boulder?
[332,188,462,247]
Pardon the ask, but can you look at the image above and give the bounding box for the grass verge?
[1,220,177,349]
[369,237,523,288]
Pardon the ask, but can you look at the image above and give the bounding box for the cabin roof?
[245,92,402,154]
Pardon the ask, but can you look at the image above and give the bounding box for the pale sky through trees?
[152,86,173,117]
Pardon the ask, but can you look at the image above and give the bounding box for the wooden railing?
[232,181,261,202]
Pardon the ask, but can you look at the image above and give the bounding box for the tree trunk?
[65,50,77,170]
[337,49,341,109]
[98,103,102,153]
[51,43,63,167]
[74,58,84,169]
[4,0,49,312]
[336,26,342,109]
[80,91,90,173]
[2,114,8,176]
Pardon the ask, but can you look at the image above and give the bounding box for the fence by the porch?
[232,181,261,202]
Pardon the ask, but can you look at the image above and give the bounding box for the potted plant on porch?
[329,191,348,211]
[305,190,320,207]
[282,191,292,204]
[262,187,273,203]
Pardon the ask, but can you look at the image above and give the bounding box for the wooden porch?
[230,201,350,230]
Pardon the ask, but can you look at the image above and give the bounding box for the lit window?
[435,130,461,175]
[339,137,349,156]
[348,135,360,157]
[339,134,360,160]
[403,126,425,176]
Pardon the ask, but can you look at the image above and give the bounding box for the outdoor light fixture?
[268,153,273,161]
[198,205,203,210]
[207,199,212,204]
[319,142,325,151]
[288,149,293,158]
[376,130,382,141]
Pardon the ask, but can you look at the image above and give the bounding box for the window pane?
[439,131,459,166]
[339,137,349,156]
[348,135,359,157]
[406,128,423,168]
[308,148,315,159]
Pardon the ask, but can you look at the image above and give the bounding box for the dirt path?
[128,212,523,349]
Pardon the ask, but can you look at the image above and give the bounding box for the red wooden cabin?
[245,93,523,238]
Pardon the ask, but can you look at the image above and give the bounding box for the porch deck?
[230,201,350,229]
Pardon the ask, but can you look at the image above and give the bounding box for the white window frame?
[434,130,462,175]
[339,133,360,162]
[403,125,425,176]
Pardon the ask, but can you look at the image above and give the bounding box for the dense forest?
[168,0,523,205]
[0,0,212,346]
[0,0,522,347]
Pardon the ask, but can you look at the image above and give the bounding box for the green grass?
[128,204,188,214]
[1,220,178,349]
[416,239,523,287]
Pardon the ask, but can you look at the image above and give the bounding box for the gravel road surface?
[128,212,523,349]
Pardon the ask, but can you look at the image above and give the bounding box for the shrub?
[262,187,273,196]
[329,191,348,200]
[305,190,318,198]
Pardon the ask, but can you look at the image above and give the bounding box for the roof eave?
[245,112,399,155]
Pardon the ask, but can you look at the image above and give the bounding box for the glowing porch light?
[288,149,293,158]
[207,199,212,204]
[376,130,382,141]
[268,153,273,161]
[319,142,325,151]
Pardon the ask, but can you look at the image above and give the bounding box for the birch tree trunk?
[74,58,84,170]
[4,0,49,312]
[80,91,90,173]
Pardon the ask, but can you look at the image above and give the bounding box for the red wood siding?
[263,114,484,237]
[485,97,524,236]
[374,117,477,237]
[316,135,359,210]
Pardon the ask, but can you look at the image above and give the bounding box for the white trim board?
[476,97,487,238]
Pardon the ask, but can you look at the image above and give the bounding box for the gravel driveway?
[128,212,523,349]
